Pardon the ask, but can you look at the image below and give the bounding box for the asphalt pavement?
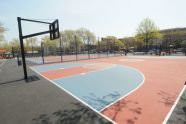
[0,59,112,124]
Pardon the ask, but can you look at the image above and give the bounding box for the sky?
[1,0,186,41]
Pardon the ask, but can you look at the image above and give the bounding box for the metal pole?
[17,17,28,80]
[114,39,115,56]
[31,39,33,57]
[41,42,45,64]
[98,37,100,58]
[107,39,109,57]
[122,44,124,56]
[21,18,51,24]
[169,45,171,55]
[12,46,15,58]
[32,46,34,57]
[75,35,78,61]
[159,44,162,56]
[59,34,63,62]
[88,37,90,59]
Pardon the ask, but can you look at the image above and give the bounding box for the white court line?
[162,85,186,124]
[0,59,7,71]
[119,59,144,62]
[81,73,86,75]
[39,63,117,80]
[99,65,145,112]
[128,56,186,59]
[0,59,6,67]
[31,63,91,72]
[30,66,117,124]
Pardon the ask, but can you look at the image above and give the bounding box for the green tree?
[0,38,20,52]
[76,28,96,44]
[135,18,162,53]
[61,30,77,53]
[42,36,57,47]
[25,37,38,51]
[100,36,124,52]
[10,38,19,47]
[9,38,20,52]
[61,30,84,53]
[164,30,186,48]
[41,36,59,55]
[106,36,124,51]
[76,28,96,53]
[181,40,186,48]
[1,42,10,51]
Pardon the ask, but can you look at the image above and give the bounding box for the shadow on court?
[103,100,142,124]
[0,75,40,86]
[82,91,121,111]
[0,59,112,124]
[157,90,177,107]
[0,78,25,86]
[32,102,112,124]
[166,90,186,124]
[31,92,143,124]
[79,92,142,124]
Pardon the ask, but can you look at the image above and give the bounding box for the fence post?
[122,43,125,56]
[98,37,100,58]
[75,35,78,61]
[12,46,15,58]
[107,39,109,57]
[88,37,90,59]
[32,45,34,57]
[59,35,63,62]
[41,42,45,64]
[114,39,115,56]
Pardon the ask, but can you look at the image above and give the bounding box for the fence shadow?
[82,92,142,124]
[157,90,177,107]
[31,102,112,124]
[32,92,143,124]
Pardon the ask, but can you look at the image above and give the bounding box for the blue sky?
[1,0,186,41]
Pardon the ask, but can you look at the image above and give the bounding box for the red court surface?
[33,56,186,124]
[40,66,97,80]
[78,56,186,124]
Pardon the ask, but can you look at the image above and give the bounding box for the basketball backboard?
[49,19,60,40]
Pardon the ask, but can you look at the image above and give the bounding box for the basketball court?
[29,56,186,124]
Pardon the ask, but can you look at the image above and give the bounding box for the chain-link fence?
[12,36,186,64]
[23,36,125,64]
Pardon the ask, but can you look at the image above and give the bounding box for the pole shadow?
[0,78,25,86]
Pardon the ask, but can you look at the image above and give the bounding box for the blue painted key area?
[53,65,144,111]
